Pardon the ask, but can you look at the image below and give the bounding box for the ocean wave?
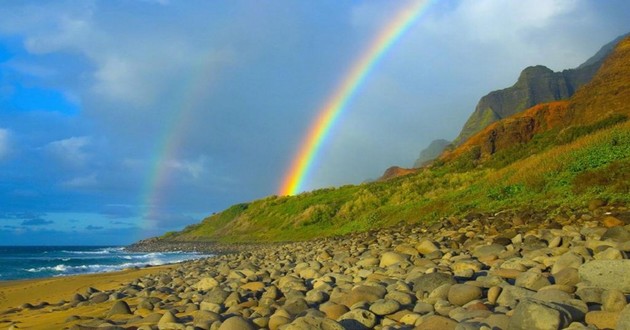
[60,247,125,255]
[23,254,209,276]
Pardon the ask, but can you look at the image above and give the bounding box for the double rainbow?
[278,0,433,196]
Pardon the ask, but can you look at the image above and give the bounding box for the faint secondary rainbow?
[278,0,433,196]
[140,58,216,231]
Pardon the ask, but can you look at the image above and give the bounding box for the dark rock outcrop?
[452,34,626,146]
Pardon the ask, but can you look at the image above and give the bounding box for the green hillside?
[154,35,630,244]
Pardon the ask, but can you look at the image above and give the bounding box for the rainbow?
[140,58,217,230]
[278,0,433,196]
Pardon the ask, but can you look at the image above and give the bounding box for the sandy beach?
[0,265,174,329]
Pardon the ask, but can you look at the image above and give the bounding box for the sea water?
[0,246,210,281]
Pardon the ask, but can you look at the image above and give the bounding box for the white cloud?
[45,136,91,167]
[0,129,10,160]
[449,0,579,42]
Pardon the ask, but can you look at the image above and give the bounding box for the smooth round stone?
[447,284,482,306]
[319,302,349,320]
[268,315,291,330]
[218,316,255,330]
[487,286,502,305]
[369,299,400,316]
[418,315,458,330]
[338,309,377,329]
[585,311,621,329]
[380,252,408,267]
[107,300,132,316]
[602,289,627,312]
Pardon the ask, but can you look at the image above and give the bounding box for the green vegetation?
[164,119,630,243]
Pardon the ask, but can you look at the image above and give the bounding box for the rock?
[287,315,345,330]
[90,292,109,303]
[342,284,386,307]
[410,272,456,294]
[240,281,265,292]
[487,286,502,305]
[283,298,309,316]
[447,284,482,306]
[602,289,627,312]
[268,315,291,330]
[585,311,621,329]
[369,299,400,316]
[601,226,630,242]
[194,310,221,324]
[579,260,630,293]
[507,299,572,330]
[319,302,349,320]
[496,285,536,308]
[552,252,584,275]
[473,244,506,259]
[553,267,580,286]
[72,293,86,303]
[194,277,220,291]
[218,316,255,330]
[395,244,419,256]
[380,252,408,267]
[602,215,624,228]
[338,309,377,329]
[418,315,458,330]
[617,304,630,330]
[416,239,440,255]
[107,300,132,316]
[589,199,607,211]
[158,311,179,324]
[515,271,551,291]
[594,247,624,260]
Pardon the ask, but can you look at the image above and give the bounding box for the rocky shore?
[2,204,630,330]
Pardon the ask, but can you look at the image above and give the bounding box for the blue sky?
[0,0,629,245]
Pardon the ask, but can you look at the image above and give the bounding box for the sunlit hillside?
[156,36,630,244]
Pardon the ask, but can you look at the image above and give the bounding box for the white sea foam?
[23,253,209,276]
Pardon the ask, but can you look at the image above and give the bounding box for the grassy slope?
[162,37,630,243]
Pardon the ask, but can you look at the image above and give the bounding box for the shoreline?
[1,205,629,329]
[0,263,178,329]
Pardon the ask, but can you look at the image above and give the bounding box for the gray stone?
[286,315,345,330]
[601,226,630,242]
[617,303,630,330]
[579,260,630,293]
[552,252,584,275]
[341,284,386,307]
[447,284,482,306]
[411,272,456,294]
[368,299,400,315]
[416,239,440,255]
[473,244,506,258]
[338,309,377,329]
[602,289,627,312]
[194,277,220,291]
[218,316,255,330]
[380,251,408,267]
[507,299,572,330]
[515,271,551,291]
[553,267,579,286]
[107,300,132,316]
[496,285,535,308]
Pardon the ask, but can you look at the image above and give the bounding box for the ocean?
[0,246,210,281]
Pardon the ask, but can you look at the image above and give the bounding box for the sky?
[0,0,629,245]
